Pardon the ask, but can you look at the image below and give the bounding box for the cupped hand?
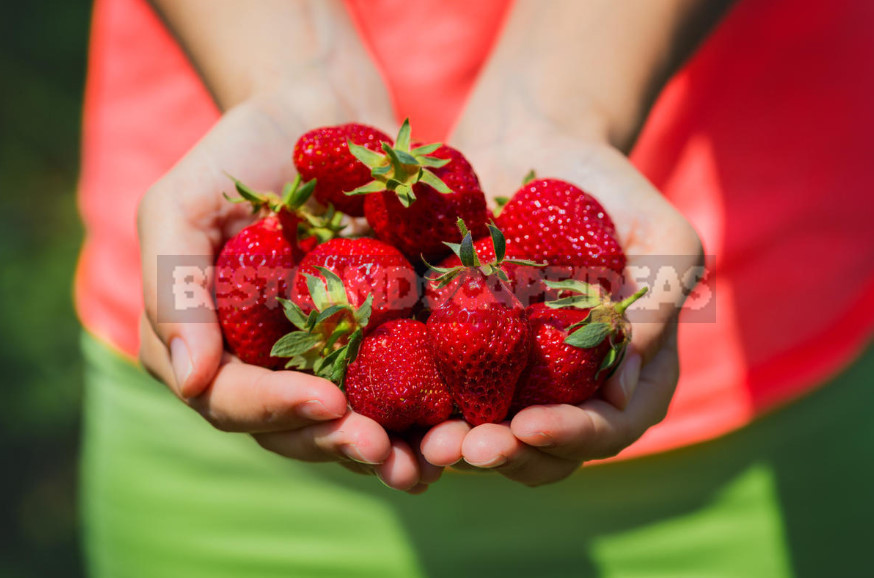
[421,130,703,486]
[136,94,437,493]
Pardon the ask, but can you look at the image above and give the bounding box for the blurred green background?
[0,1,92,576]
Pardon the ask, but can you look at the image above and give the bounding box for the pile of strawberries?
[214,120,646,431]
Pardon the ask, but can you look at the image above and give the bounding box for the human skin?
[138,0,732,492]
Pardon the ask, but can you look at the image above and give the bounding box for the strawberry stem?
[615,286,648,316]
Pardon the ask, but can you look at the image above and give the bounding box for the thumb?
[138,185,225,398]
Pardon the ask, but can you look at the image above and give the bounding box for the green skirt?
[80,333,874,577]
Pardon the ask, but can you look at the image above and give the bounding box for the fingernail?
[619,353,642,406]
[466,455,507,469]
[299,400,343,421]
[170,338,193,396]
[529,432,556,448]
[343,444,382,465]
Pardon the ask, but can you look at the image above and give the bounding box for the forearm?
[147,0,392,123]
[454,0,735,153]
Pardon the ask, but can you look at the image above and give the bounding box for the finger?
[511,337,678,462]
[405,484,430,495]
[599,349,642,410]
[420,419,471,467]
[405,431,444,484]
[189,363,349,433]
[374,438,421,492]
[253,412,392,465]
[461,423,579,487]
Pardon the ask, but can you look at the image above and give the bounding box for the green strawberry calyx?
[544,281,648,378]
[426,218,545,288]
[344,118,454,208]
[223,174,345,245]
[270,266,372,387]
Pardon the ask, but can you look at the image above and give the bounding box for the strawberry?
[496,178,626,293]
[345,119,490,261]
[293,123,392,216]
[215,176,340,369]
[345,319,453,432]
[292,237,418,332]
[510,281,648,413]
[426,221,542,425]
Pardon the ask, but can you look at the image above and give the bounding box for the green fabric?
[80,333,874,577]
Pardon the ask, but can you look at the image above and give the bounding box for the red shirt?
[76,0,874,459]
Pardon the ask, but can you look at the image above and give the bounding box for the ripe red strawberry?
[426,222,540,425]
[215,175,336,369]
[343,119,489,261]
[293,237,418,331]
[510,281,647,413]
[496,178,626,292]
[345,319,453,432]
[216,215,299,369]
[293,123,392,216]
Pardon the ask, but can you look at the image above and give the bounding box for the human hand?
[136,93,443,493]
[420,132,703,486]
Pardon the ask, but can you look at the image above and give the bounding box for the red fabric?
[75,0,874,458]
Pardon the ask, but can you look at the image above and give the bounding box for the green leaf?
[522,169,537,185]
[353,294,374,327]
[565,322,612,349]
[544,279,602,296]
[393,149,419,165]
[280,178,296,206]
[270,331,320,358]
[291,177,317,207]
[232,177,263,202]
[395,184,415,207]
[304,273,330,312]
[595,345,620,380]
[330,348,350,384]
[276,297,308,330]
[456,218,470,238]
[347,140,385,167]
[382,142,404,168]
[442,241,462,259]
[488,222,506,263]
[411,142,441,156]
[459,232,480,268]
[504,258,546,267]
[417,156,451,169]
[346,329,364,366]
[418,169,452,194]
[345,181,385,196]
[313,266,347,305]
[316,304,350,325]
[395,118,412,152]
[545,295,601,310]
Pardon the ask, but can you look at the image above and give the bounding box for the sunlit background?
[0,2,91,576]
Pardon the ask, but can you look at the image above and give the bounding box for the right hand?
[136,96,441,494]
